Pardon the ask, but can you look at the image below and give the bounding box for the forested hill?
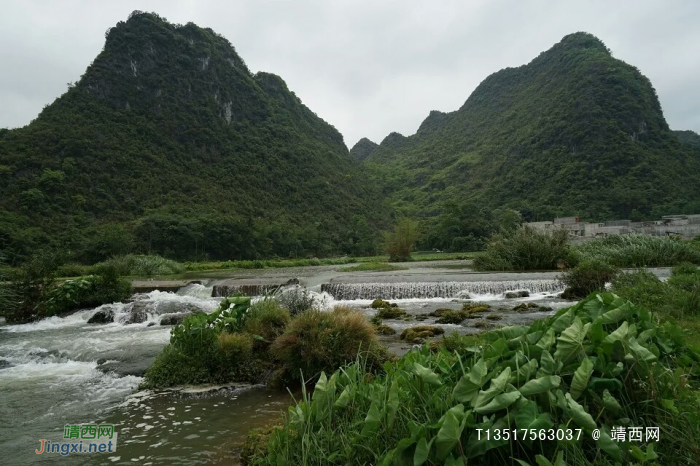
[0,11,385,263]
[362,32,700,223]
[675,130,700,150]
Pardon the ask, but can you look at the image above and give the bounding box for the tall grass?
[473,226,573,271]
[270,306,388,382]
[574,235,700,268]
[95,254,184,276]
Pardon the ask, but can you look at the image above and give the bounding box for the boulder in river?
[504,290,530,298]
[87,309,114,324]
[125,302,148,324]
[159,312,192,326]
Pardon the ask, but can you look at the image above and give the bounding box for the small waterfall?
[321,280,563,300]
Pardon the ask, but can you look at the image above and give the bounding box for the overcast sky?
[1,0,698,148]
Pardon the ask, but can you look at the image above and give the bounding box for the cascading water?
[321,279,564,300]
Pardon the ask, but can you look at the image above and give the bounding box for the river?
[1,262,665,464]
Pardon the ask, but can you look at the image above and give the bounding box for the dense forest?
[356,33,700,250]
[0,12,386,264]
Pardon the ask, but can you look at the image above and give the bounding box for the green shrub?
[217,332,254,359]
[44,272,132,317]
[0,251,62,323]
[370,299,396,309]
[258,294,700,465]
[270,306,387,381]
[574,235,700,267]
[559,259,619,299]
[473,226,574,271]
[375,306,406,319]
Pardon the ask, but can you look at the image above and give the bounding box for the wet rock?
[159,312,192,326]
[147,322,155,327]
[155,301,206,315]
[87,309,114,324]
[0,359,12,369]
[124,302,148,324]
[376,325,396,335]
[96,358,107,365]
[505,290,530,298]
[284,278,300,286]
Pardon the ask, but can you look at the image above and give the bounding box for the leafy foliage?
[256,294,700,465]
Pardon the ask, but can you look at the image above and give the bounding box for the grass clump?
[243,299,291,349]
[473,225,574,271]
[338,262,408,272]
[513,302,552,312]
[376,324,397,335]
[462,302,491,314]
[435,310,467,324]
[270,306,388,382]
[375,306,407,319]
[400,325,444,343]
[574,234,700,267]
[370,298,397,309]
[559,259,619,299]
[256,293,700,465]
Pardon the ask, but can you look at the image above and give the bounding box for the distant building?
[525,214,700,240]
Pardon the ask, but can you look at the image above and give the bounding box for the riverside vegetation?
[244,293,700,465]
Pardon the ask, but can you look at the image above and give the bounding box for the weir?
[320,279,563,300]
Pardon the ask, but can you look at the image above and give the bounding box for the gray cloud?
[1,0,698,147]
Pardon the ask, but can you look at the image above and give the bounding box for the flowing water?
[0,265,577,465]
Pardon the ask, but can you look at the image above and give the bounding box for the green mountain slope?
[364,32,700,225]
[675,130,700,150]
[0,12,384,263]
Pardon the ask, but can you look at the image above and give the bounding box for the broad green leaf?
[385,380,400,428]
[413,437,433,466]
[484,338,508,359]
[334,386,352,408]
[536,328,556,351]
[535,452,565,466]
[474,391,521,414]
[596,426,622,462]
[361,402,381,437]
[602,389,622,416]
[603,321,630,347]
[598,302,632,324]
[571,357,594,400]
[564,393,596,431]
[414,363,443,386]
[519,375,561,397]
[444,454,463,466]
[435,411,463,460]
[539,351,563,375]
[554,318,590,363]
[513,359,539,384]
[514,400,553,434]
[473,367,511,408]
[628,338,657,364]
[550,307,575,334]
